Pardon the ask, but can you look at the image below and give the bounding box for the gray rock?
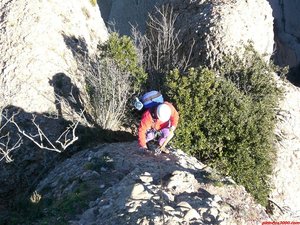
[184,208,201,221]
[139,172,153,183]
[177,201,192,212]
[268,0,300,68]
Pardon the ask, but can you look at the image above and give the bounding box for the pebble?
[184,208,201,221]
[177,201,192,212]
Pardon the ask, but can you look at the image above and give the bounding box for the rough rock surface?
[0,0,108,216]
[271,77,300,220]
[164,0,274,67]
[101,0,274,68]
[0,0,108,114]
[99,0,161,35]
[36,142,270,224]
[268,0,300,68]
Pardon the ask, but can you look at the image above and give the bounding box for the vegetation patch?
[83,32,147,130]
[165,46,285,205]
[5,182,101,225]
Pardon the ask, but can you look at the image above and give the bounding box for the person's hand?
[139,146,148,151]
[169,126,176,132]
[169,126,175,136]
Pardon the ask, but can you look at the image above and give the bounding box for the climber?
[138,102,179,154]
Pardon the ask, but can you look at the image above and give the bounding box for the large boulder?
[0,0,108,115]
[0,0,108,216]
[165,0,274,67]
[100,0,274,68]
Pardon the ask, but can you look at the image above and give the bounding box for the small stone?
[130,183,145,199]
[209,207,219,218]
[198,207,209,215]
[210,201,219,208]
[177,201,192,212]
[213,195,222,203]
[139,172,153,183]
[219,211,228,220]
[161,190,175,202]
[220,204,232,212]
[153,196,160,200]
[184,208,201,221]
[219,221,227,225]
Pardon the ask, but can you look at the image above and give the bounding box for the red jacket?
[138,101,179,147]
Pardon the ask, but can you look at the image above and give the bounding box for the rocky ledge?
[36,142,270,225]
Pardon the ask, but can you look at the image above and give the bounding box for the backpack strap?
[149,106,158,128]
[142,91,162,103]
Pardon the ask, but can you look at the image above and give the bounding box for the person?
[138,101,179,153]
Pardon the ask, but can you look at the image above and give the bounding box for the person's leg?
[146,130,156,143]
[158,128,170,146]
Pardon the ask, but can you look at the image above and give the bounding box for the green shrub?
[84,33,147,129]
[99,32,147,93]
[166,47,283,205]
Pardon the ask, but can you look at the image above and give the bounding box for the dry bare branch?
[0,132,22,163]
[7,111,80,153]
[78,53,132,130]
[0,113,23,163]
[131,4,194,89]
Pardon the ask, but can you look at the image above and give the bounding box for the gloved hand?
[154,147,161,155]
[168,127,175,137]
[138,146,148,155]
[169,126,176,132]
[139,146,148,151]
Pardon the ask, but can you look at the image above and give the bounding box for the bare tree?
[131,4,194,89]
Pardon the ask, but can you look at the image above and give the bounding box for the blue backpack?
[134,91,164,110]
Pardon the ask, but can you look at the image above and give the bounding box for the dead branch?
[0,114,23,163]
[7,111,80,153]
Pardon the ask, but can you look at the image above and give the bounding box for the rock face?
[271,77,300,220]
[0,0,108,114]
[35,142,270,225]
[100,0,274,68]
[0,0,108,216]
[165,0,274,67]
[268,0,300,68]
[267,0,300,85]
[99,0,161,35]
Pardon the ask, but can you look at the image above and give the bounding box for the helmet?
[156,104,171,122]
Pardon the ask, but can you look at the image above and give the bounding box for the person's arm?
[138,111,152,148]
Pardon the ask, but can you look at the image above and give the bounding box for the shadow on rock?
[0,105,135,225]
[29,142,268,225]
